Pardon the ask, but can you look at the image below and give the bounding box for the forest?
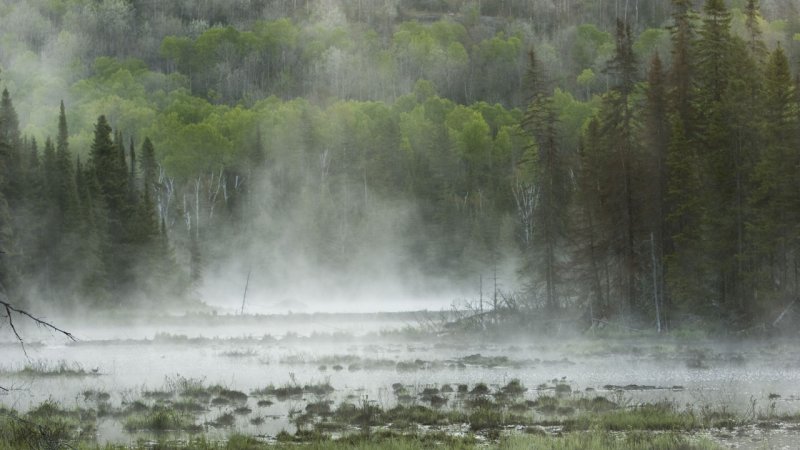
[1,0,800,333]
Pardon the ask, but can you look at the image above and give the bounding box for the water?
[2,313,800,447]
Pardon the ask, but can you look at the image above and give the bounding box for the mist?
[2,0,800,448]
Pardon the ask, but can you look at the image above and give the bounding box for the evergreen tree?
[19,138,45,278]
[595,19,644,320]
[694,0,754,317]
[696,0,732,104]
[140,137,158,201]
[744,0,767,63]
[75,158,109,304]
[91,117,128,224]
[90,116,130,296]
[55,101,80,231]
[668,0,697,130]
[128,137,137,202]
[643,53,670,329]
[0,89,22,208]
[664,116,708,315]
[749,46,799,315]
[573,118,612,321]
[520,48,570,312]
[43,137,56,199]
[138,137,161,241]
[0,89,18,293]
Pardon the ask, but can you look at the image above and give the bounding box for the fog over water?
[2,1,800,449]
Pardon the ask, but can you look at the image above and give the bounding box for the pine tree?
[140,137,158,201]
[669,0,697,130]
[91,117,127,223]
[664,116,708,315]
[55,101,80,231]
[19,138,45,279]
[128,136,137,202]
[643,53,670,329]
[43,137,56,198]
[90,116,130,295]
[75,158,109,303]
[696,0,732,104]
[573,118,612,321]
[0,89,18,293]
[595,19,643,320]
[744,0,767,63]
[749,46,799,315]
[0,89,22,209]
[138,137,161,241]
[693,0,754,317]
[520,48,570,312]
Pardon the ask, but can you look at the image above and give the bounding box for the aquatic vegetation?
[210,412,236,427]
[82,390,111,402]
[219,349,258,358]
[564,402,699,432]
[123,408,197,432]
[501,379,527,396]
[3,360,98,378]
[470,383,490,395]
[459,354,512,368]
[251,380,334,401]
[499,432,722,450]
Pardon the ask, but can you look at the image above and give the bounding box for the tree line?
[0,0,798,332]
[0,89,187,308]
[522,0,800,331]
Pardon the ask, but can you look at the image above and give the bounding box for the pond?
[2,313,800,448]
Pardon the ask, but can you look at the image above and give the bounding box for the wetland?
[2,313,800,449]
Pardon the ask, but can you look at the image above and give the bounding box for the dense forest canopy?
[0,0,799,331]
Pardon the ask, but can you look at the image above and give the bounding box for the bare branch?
[0,299,76,343]
[3,302,28,357]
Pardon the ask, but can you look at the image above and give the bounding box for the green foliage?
[0,0,797,329]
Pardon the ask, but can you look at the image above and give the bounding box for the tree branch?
[1,299,76,358]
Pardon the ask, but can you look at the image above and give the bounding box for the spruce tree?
[0,89,18,293]
[520,48,569,312]
[0,89,21,208]
[664,116,707,315]
[55,101,80,231]
[573,118,612,321]
[749,46,799,315]
[669,0,696,130]
[744,0,767,63]
[643,53,670,328]
[694,0,753,316]
[90,116,130,295]
[128,137,137,202]
[596,19,643,320]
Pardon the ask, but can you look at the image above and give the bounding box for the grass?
[2,360,98,378]
[499,432,721,450]
[0,374,780,450]
[123,408,198,432]
[252,381,334,400]
[0,402,97,449]
[0,429,722,449]
[564,402,700,432]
